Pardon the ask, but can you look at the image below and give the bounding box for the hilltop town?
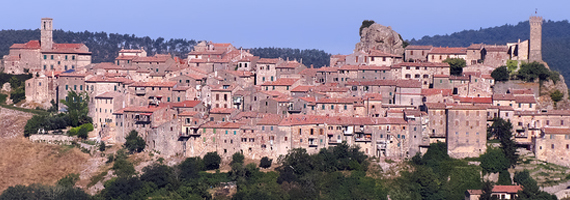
[2,16,570,198]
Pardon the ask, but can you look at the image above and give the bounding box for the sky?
[0,0,568,55]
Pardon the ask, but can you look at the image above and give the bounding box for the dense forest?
[0,29,330,68]
[409,19,570,84]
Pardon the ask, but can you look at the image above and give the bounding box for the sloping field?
[0,108,89,192]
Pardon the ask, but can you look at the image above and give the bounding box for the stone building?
[427,47,467,63]
[3,18,92,75]
[446,105,487,158]
[529,16,543,62]
[535,127,570,167]
[404,45,432,62]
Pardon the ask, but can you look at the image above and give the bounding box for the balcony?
[233,97,242,105]
[308,138,318,147]
[134,114,151,124]
[288,107,302,114]
[179,130,200,138]
[343,126,354,135]
[135,87,146,95]
[355,133,372,142]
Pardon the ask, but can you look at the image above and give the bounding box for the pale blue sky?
[1,0,567,54]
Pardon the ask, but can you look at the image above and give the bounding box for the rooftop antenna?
[535,8,538,14]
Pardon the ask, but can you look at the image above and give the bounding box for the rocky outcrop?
[355,23,404,55]
[538,74,570,110]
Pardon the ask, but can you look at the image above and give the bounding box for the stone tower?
[529,16,543,62]
[41,18,53,51]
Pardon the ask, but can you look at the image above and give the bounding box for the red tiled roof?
[467,43,483,50]
[492,185,522,194]
[261,78,299,86]
[238,56,259,62]
[188,50,226,55]
[493,94,515,101]
[364,93,383,100]
[447,104,486,110]
[421,89,453,96]
[405,45,433,50]
[45,43,90,54]
[291,85,312,92]
[119,49,144,53]
[95,91,121,99]
[425,103,447,109]
[10,40,41,49]
[429,47,467,55]
[211,84,236,91]
[179,111,199,116]
[510,88,534,95]
[317,67,338,72]
[458,97,493,104]
[257,114,283,125]
[276,61,302,69]
[485,45,508,52]
[122,105,164,113]
[257,58,280,64]
[393,62,450,68]
[542,127,570,135]
[115,55,138,60]
[167,100,201,108]
[210,108,238,114]
[396,80,422,88]
[133,55,170,62]
[514,96,536,103]
[317,97,359,104]
[433,74,450,78]
[130,81,177,87]
[367,49,402,57]
[86,76,133,84]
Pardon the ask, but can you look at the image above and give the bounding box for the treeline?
[249,47,331,68]
[410,19,570,84]
[0,29,332,68]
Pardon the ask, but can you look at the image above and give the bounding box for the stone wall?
[29,134,74,145]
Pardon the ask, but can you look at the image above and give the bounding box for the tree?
[516,62,551,82]
[359,20,375,36]
[444,58,466,76]
[57,173,80,188]
[550,90,563,107]
[124,130,145,154]
[259,156,272,169]
[203,152,221,170]
[178,157,204,181]
[506,60,518,73]
[491,66,509,82]
[480,147,509,174]
[99,141,106,152]
[140,162,175,188]
[498,170,512,185]
[514,170,557,200]
[479,181,496,200]
[488,118,518,167]
[60,90,91,127]
[231,152,244,166]
[77,126,88,140]
[112,156,136,178]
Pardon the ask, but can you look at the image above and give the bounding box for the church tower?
[529,16,543,62]
[41,18,53,51]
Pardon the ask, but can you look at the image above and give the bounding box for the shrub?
[57,173,80,188]
[124,130,145,154]
[77,126,88,140]
[550,90,563,103]
[10,87,25,104]
[443,58,466,76]
[259,156,272,169]
[231,152,244,165]
[99,141,106,152]
[491,66,509,82]
[203,152,221,170]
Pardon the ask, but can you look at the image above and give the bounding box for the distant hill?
[409,19,570,84]
[0,29,330,69]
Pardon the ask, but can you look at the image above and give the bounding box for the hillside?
[0,30,330,69]
[410,19,570,85]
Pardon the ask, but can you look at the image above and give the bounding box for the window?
[43,55,47,60]
[72,56,75,60]
[50,55,54,60]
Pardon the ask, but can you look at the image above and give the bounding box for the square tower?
[529,16,542,62]
[41,18,53,51]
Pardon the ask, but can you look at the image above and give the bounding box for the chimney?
[310,64,314,68]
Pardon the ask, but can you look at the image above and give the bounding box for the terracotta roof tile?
[405,45,433,50]
[429,47,467,54]
[261,78,299,86]
[10,40,41,49]
[257,58,280,64]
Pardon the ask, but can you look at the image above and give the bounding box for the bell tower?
[529,15,543,62]
[41,18,53,51]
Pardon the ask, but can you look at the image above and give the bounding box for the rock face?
[355,23,404,55]
[539,74,570,110]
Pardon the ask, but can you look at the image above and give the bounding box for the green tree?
[112,155,136,178]
[516,62,551,82]
[498,170,512,185]
[514,170,558,200]
[550,90,564,107]
[480,147,509,174]
[77,125,88,140]
[479,181,497,200]
[359,20,375,36]
[491,66,509,82]
[443,58,466,76]
[9,87,25,104]
[203,152,221,170]
[8,76,20,89]
[231,152,244,166]
[506,60,518,73]
[124,130,145,154]
[178,157,204,181]
[99,141,106,152]
[259,156,272,169]
[489,118,518,167]
[60,90,91,127]
[140,162,176,188]
[57,173,80,188]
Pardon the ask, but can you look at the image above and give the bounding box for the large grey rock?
[355,23,405,55]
